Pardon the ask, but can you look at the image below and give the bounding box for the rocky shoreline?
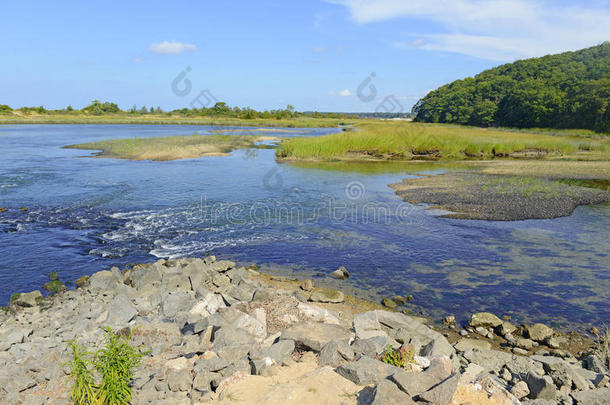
[390,172,610,221]
[1,257,608,404]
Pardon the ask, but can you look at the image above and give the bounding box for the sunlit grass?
[276,121,610,161]
[66,134,273,161]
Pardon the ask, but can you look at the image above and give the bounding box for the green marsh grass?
[276,121,610,161]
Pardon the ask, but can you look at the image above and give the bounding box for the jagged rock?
[336,356,402,385]
[424,356,453,381]
[583,354,607,374]
[416,373,459,405]
[525,323,554,342]
[571,387,610,404]
[107,294,137,326]
[371,379,416,404]
[281,321,352,352]
[318,340,355,367]
[454,338,491,352]
[390,369,441,396]
[329,266,350,280]
[525,371,557,400]
[161,291,193,317]
[11,290,42,307]
[352,335,395,357]
[309,289,344,303]
[469,312,503,328]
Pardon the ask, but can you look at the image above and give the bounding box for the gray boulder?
[281,321,352,352]
[106,294,137,326]
[318,340,355,367]
[525,371,558,400]
[390,369,441,396]
[371,379,416,405]
[416,374,460,405]
[335,356,402,385]
[161,291,193,317]
[89,270,122,293]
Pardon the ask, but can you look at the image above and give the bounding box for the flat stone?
[309,289,344,304]
[336,356,402,385]
[351,335,393,357]
[454,338,491,352]
[371,379,417,405]
[390,369,441,396]
[469,312,503,328]
[251,340,295,363]
[571,387,610,405]
[161,291,193,317]
[417,373,460,405]
[281,321,352,352]
[525,323,554,342]
[462,348,513,374]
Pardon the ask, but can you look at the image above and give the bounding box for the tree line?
[413,43,610,132]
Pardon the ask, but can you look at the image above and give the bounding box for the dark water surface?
[1,125,608,328]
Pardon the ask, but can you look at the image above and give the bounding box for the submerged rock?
[0,207,7,214]
[43,280,66,294]
[75,275,90,288]
[382,298,397,308]
[329,266,350,280]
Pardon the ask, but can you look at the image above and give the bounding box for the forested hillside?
[413,43,610,132]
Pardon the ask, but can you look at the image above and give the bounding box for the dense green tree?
[413,43,610,132]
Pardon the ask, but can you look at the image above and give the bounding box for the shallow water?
[0,125,608,328]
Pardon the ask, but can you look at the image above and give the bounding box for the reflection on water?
[0,125,608,328]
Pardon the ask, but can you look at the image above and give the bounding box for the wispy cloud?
[327,0,610,61]
[149,41,197,55]
[339,89,352,96]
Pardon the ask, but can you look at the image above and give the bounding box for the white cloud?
[339,89,352,96]
[149,41,197,55]
[327,0,610,61]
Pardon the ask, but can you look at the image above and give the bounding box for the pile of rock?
[0,258,608,404]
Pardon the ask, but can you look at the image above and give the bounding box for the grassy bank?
[66,134,277,161]
[276,121,610,161]
[0,113,346,128]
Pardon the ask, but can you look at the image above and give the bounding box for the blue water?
[1,125,608,328]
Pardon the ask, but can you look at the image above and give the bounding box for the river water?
[0,124,608,328]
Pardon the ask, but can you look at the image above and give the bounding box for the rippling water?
[0,124,608,328]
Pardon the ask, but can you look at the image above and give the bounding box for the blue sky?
[2,0,609,112]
